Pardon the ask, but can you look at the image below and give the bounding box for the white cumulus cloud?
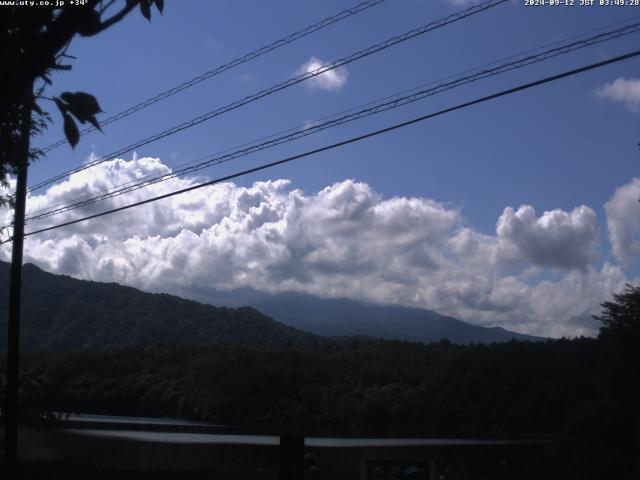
[0,157,634,338]
[297,56,348,92]
[496,205,599,270]
[605,178,640,264]
[595,77,640,112]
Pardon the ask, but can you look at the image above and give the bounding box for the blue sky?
[3,0,640,336]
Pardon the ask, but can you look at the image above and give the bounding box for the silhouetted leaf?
[87,115,103,133]
[62,113,79,148]
[53,97,67,114]
[73,91,102,114]
[59,91,102,125]
[59,91,101,115]
[59,92,73,103]
[155,0,164,14]
[140,0,151,21]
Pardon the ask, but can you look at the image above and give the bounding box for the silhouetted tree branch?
[0,0,163,203]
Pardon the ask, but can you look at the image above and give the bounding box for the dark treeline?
[9,333,639,478]
[3,284,639,478]
[17,338,599,435]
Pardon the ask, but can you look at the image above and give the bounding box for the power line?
[38,0,388,155]
[31,0,505,192]
[22,20,640,222]
[4,47,637,244]
[27,0,508,194]
[25,13,640,220]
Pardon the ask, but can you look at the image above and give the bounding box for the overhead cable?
[38,0,389,155]
[3,47,636,243]
[23,20,640,222]
[28,0,508,193]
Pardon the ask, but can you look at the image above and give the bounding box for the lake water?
[59,413,538,447]
[63,413,219,427]
[16,413,553,478]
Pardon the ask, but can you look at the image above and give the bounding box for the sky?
[2,0,640,337]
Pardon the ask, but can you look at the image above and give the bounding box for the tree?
[594,284,640,392]
[594,285,640,478]
[594,283,640,403]
[0,0,164,202]
[0,0,164,472]
[595,284,640,340]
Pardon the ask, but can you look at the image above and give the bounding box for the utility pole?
[5,79,34,475]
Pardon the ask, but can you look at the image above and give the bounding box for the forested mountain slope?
[0,262,318,351]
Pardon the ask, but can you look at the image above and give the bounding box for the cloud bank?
[0,157,634,338]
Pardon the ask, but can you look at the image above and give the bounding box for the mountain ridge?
[0,261,542,350]
[0,261,319,351]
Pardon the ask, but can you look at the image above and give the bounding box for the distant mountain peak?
[183,286,543,344]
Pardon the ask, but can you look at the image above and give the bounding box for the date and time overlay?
[2,0,640,8]
[525,0,640,6]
